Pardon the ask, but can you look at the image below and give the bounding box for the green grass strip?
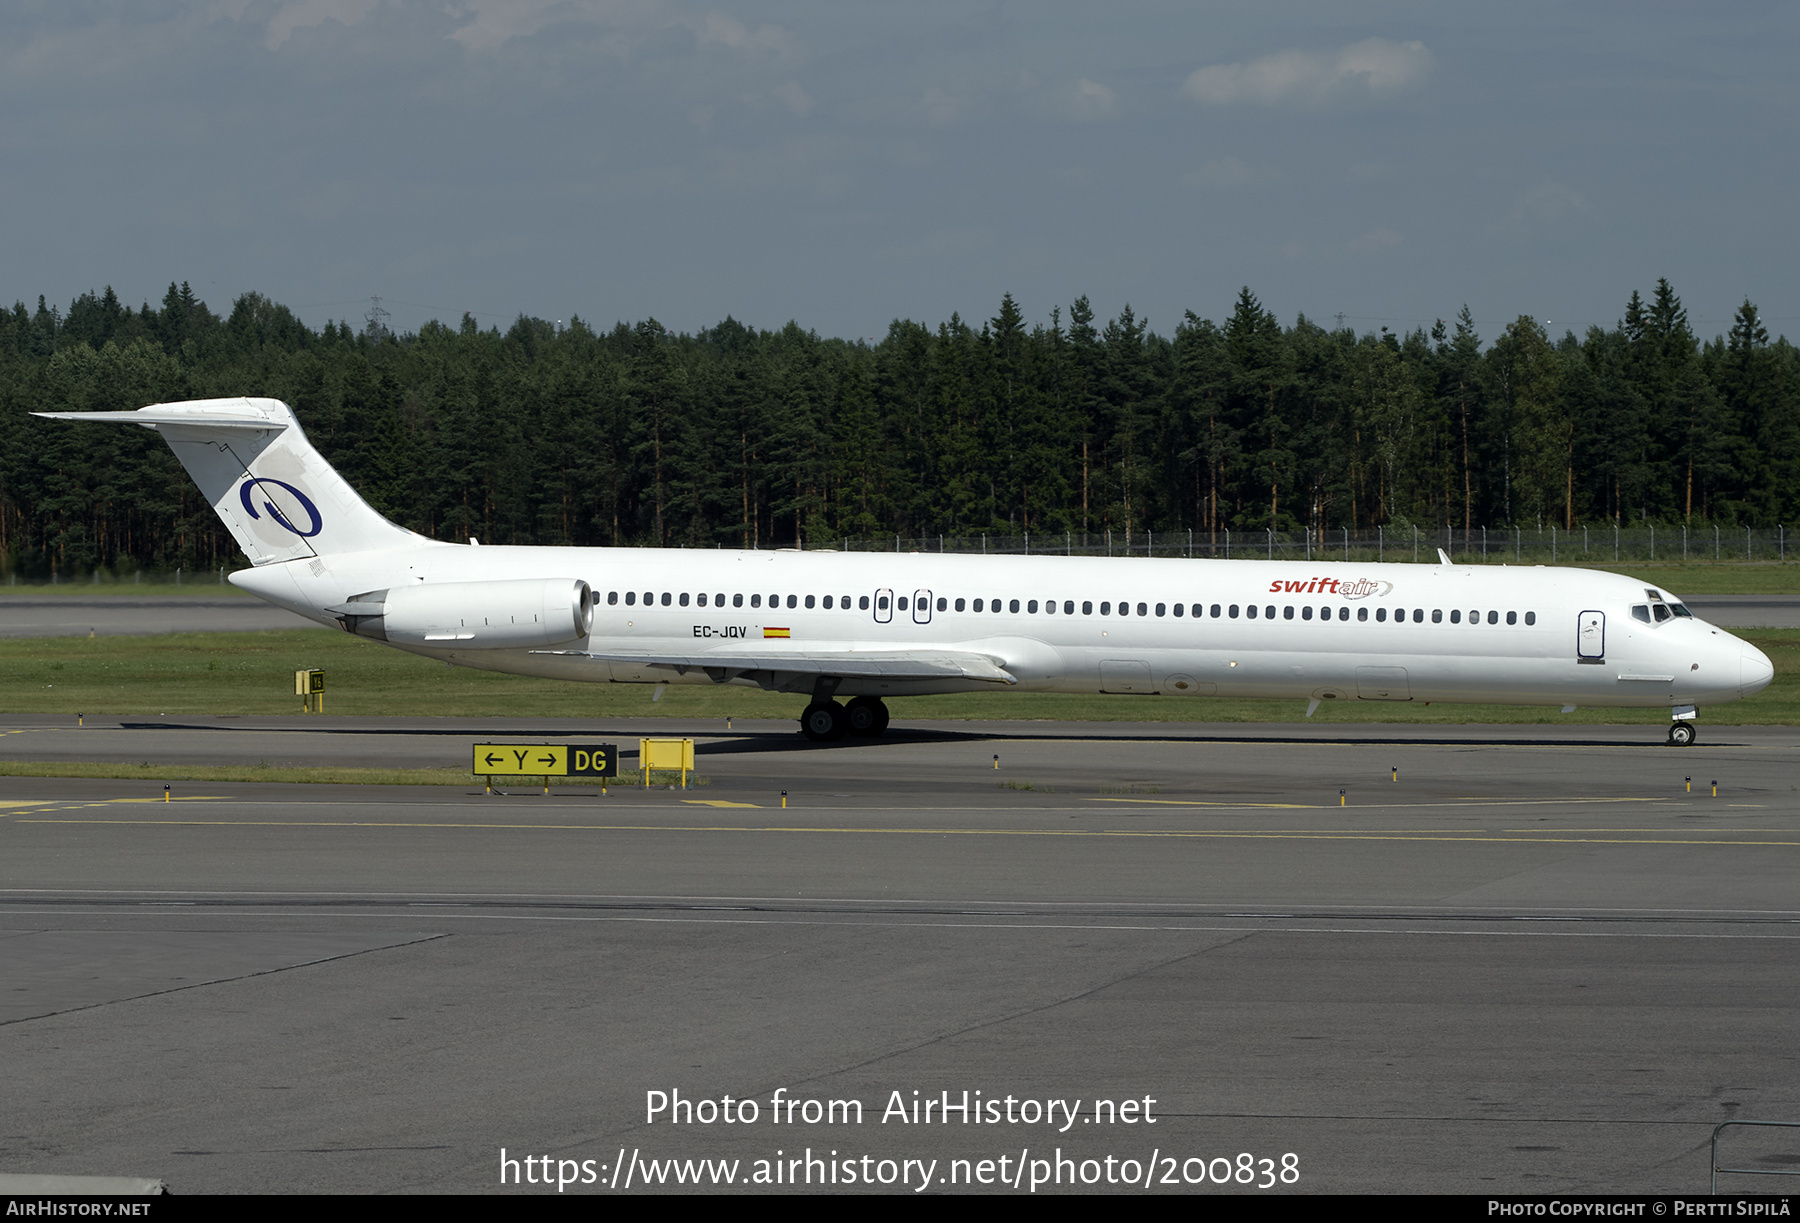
[1,627,1797,724]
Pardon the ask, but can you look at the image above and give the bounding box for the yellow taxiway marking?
[1509,827,1792,833]
[0,796,223,818]
[1095,797,1670,809]
[681,799,762,808]
[16,818,1800,849]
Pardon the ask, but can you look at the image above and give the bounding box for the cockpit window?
[1631,605,1651,624]
[1652,604,1671,622]
[1671,603,1693,617]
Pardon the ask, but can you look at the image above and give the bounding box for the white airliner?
[42,398,1774,745]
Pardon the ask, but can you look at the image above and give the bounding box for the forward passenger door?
[1577,611,1605,661]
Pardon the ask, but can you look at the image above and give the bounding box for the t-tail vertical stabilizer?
[35,397,418,565]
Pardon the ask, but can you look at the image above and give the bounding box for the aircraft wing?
[534,647,1018,685]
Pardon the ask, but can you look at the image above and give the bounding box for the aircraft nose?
[1742,642,1775,697]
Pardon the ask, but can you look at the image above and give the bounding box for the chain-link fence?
[830,525,1794,565]
[2,566,234,587]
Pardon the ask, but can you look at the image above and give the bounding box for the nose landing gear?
[1668,721,1696,747]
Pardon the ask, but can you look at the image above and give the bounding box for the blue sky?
[6,2,1796,344]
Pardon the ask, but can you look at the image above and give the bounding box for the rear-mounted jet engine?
[330,578,593,650]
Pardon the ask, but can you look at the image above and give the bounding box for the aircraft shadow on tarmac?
[115,720,1693,758]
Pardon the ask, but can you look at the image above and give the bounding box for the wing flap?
[534,648,1017,684]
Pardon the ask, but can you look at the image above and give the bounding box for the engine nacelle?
[334,579,593,650]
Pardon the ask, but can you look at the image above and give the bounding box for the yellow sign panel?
[472,744,617,777]
[639,737,696,788]
[475,744,565,774]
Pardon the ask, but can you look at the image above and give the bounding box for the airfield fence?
[830,525,1792,565]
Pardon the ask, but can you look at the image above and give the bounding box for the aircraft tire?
[801,701,848,742]
[845,697,889,737]
[1668,721,1697,747]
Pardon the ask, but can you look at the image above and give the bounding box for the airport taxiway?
[2,718,1798,1194]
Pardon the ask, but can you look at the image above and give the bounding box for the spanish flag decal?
[763,627,791,639]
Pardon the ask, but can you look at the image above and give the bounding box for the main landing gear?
[1667,722,1697,747]
[799,696,890,742]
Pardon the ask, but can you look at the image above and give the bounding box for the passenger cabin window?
[1083,601,1094,615]
[751,594,762,608]
[608,591,619,605]
[733,594,744,608]
[679,593,690,606]
[1525,611,1536,625]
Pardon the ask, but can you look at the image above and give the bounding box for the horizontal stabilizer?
[35,407,288,430]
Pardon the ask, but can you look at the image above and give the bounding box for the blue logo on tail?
[239,478,323,538]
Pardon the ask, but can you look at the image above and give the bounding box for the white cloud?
[1182,38,1431,107]
[1183,156,1257,189]
[264,0,382,50]
[440,2,796,58]
[1349,226,1402,252]
[771,79,812,117]
[448,0,598,53]
[921,87,959,125]
[1070,77,1117,119]
[693,11,799,59]
[1509,181,1587,227]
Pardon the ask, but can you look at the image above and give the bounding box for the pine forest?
[2,278,1797,578]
